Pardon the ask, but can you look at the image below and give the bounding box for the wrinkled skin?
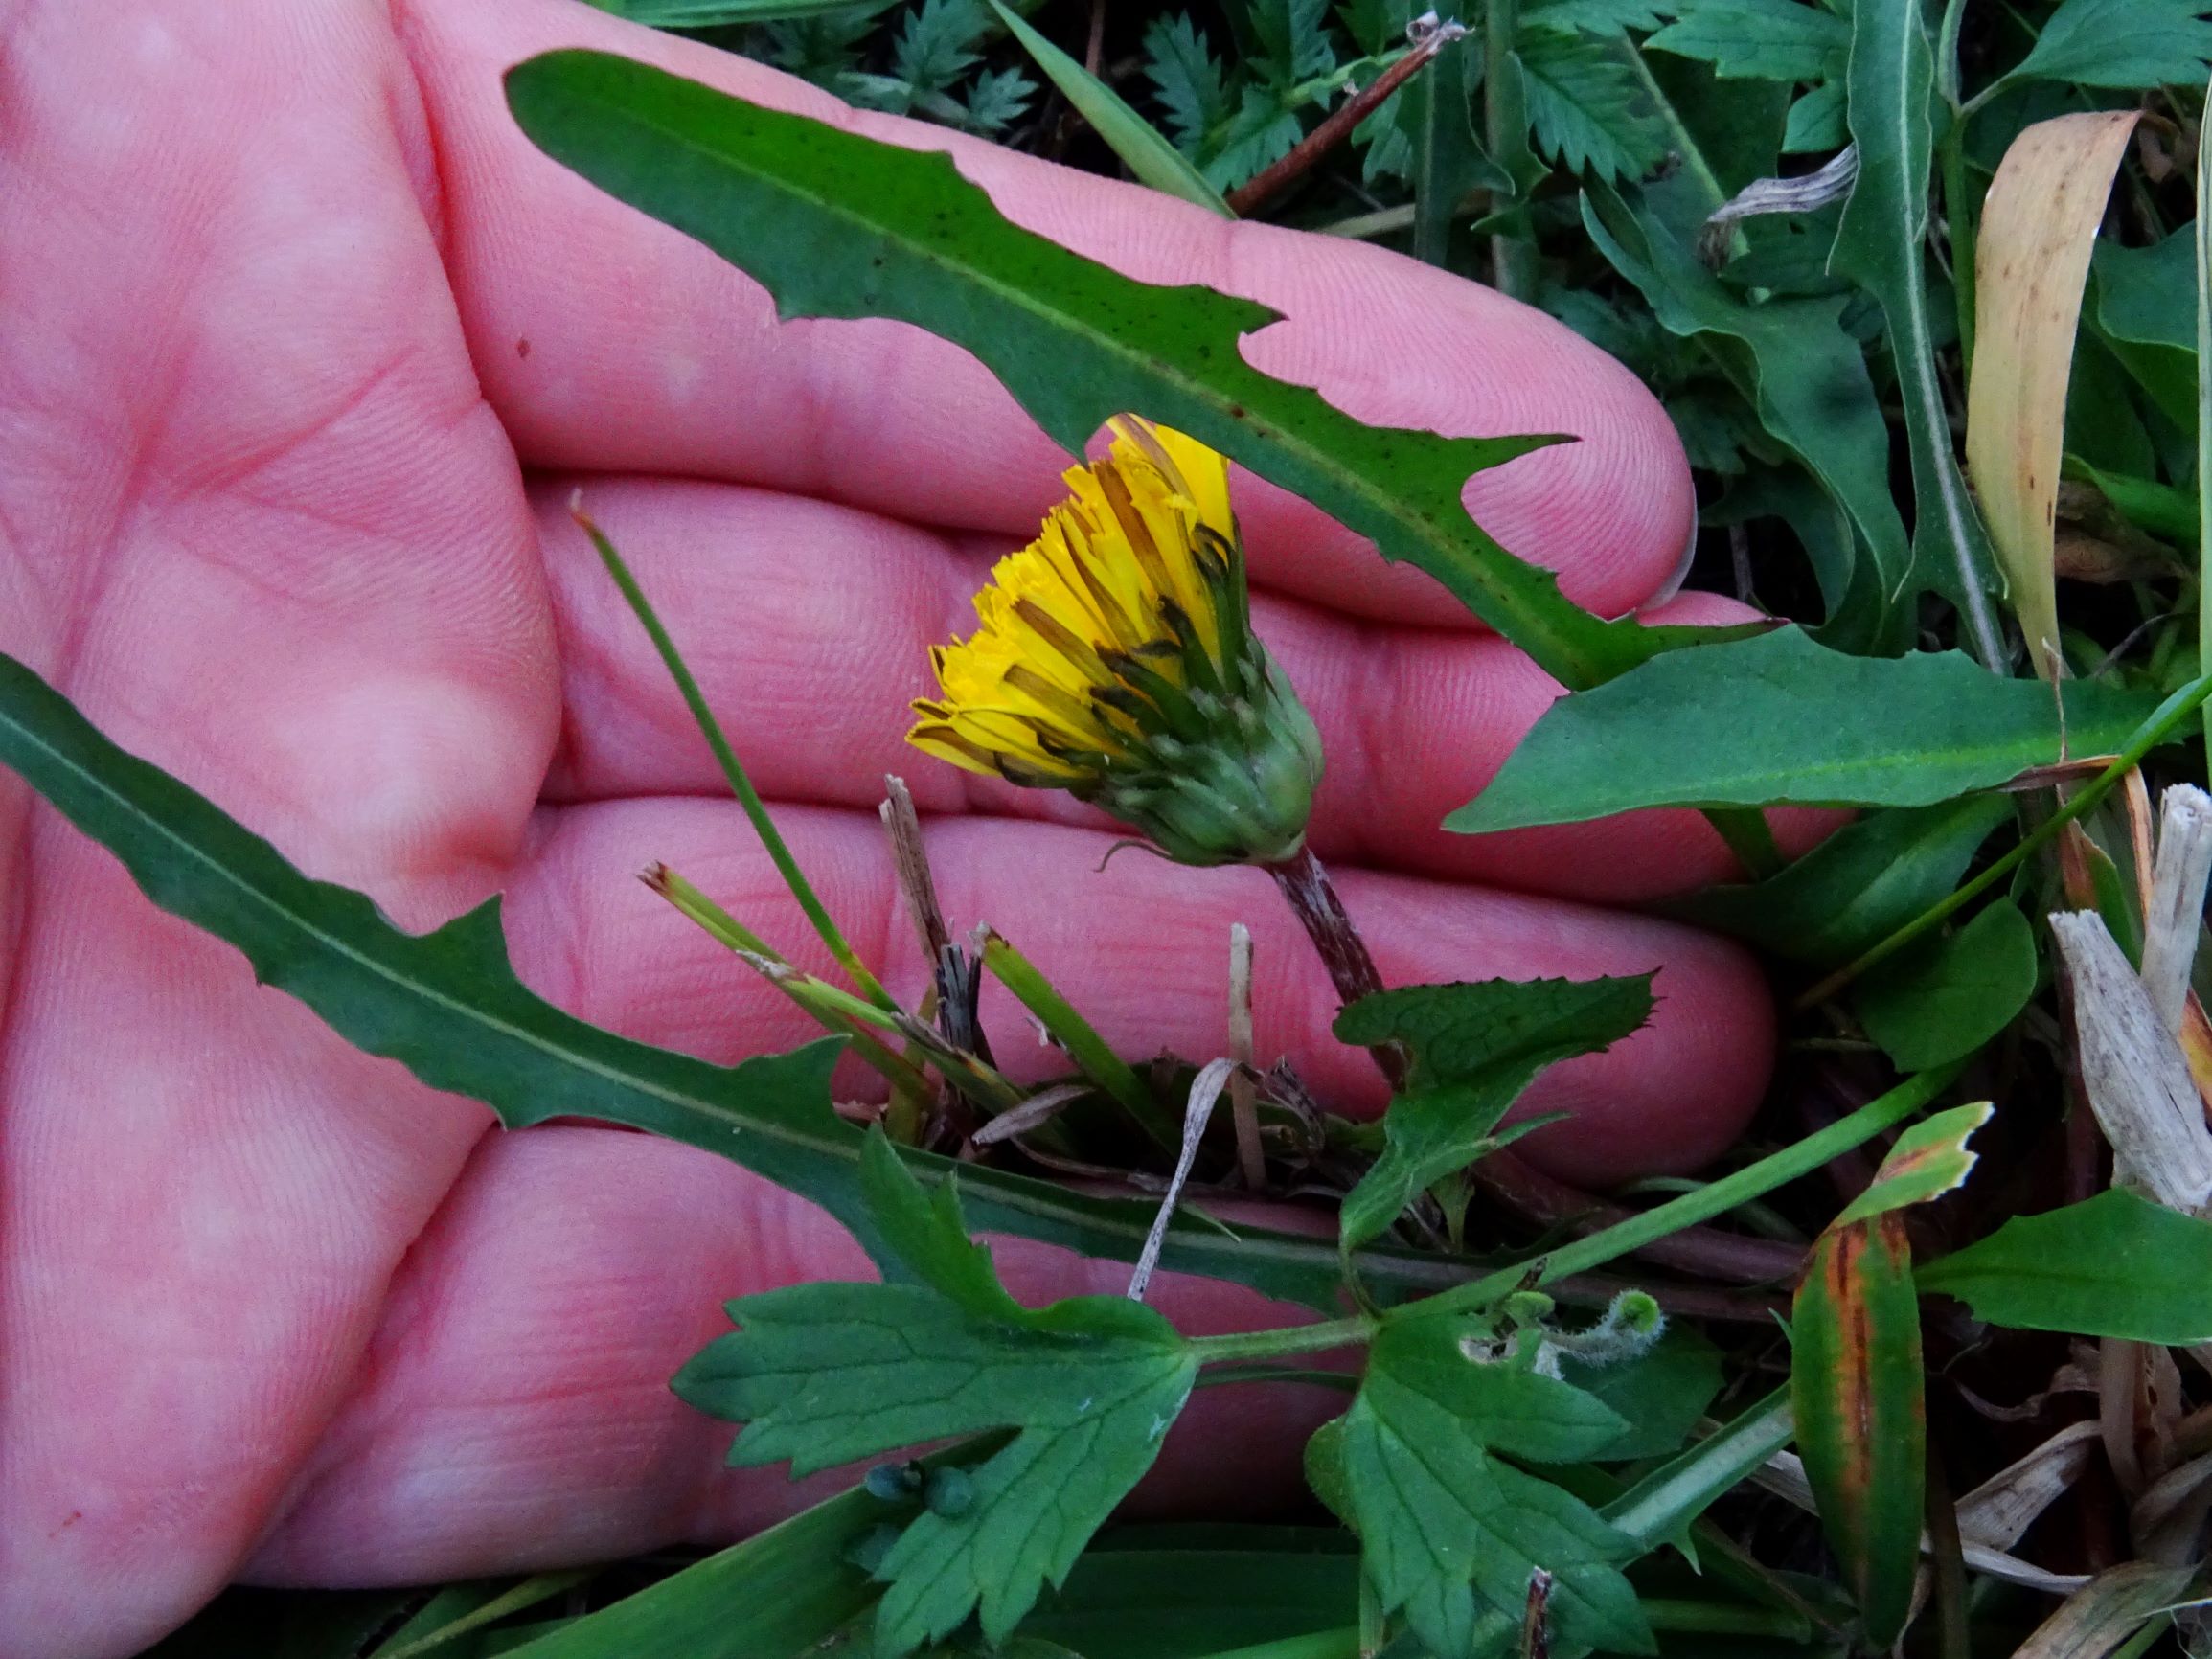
[0,3,1821,1653]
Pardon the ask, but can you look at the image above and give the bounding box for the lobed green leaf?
[1996,0,2212,93]
[1333,976,1654,1252]
[1643,0,1849,84]
[1332,1312,1651,1656]
[1583,185,1912,650]
[679,1135,1197,1653]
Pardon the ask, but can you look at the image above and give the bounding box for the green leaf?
[1334,1312,1652,1656]
[1583,184,1912,649]
[1834,0,2005,657]
[1791,1216,1925,1649]
[1449,625,2163,832]
[0,646,1477,1313]
[1664,795,2016,967]
[1334,977,1654,1251]
[2094,230,2200,433]
[1997,0,2212,92]
[490,1448,996,1659]
[371,1576,596,1659]
[1203,83,1307,188]
[2068,455,2200,546]
[678,1136,1197,1653]
[992,3,1232,214]
[893,0,991,97]
[1520,31,1671,181]
[1855,901,2038,1070]
[958,65,1036,138]
[1442,1388,1805,1656]
[1523,0,1679,34]
[1401,14,1495,265]
[1782,77,1847,152]
[1021,1543,1357,1658]
[1643,0,1850,83]
[1919,1187,2212,1343]
[503,48,1743,693]
[1557,1326,1725,1461]
[1249,0,1338,84]
[1834,1101,1994,1226]
[1700,463,1871,648]
[1141,12,1231,150]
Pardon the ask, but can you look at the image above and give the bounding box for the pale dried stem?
[2139,784,2212,1034]
[970,1080,1092,1148]
[1128,1057,1240,1301]
[1956,1420,2101,1551]
[1227,922,1265,1190]
[2048,911,2212,1212]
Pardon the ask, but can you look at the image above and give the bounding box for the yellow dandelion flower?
[908,416,1322,867]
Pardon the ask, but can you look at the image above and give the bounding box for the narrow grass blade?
[988,2,1232,216]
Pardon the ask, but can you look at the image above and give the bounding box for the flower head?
[908,416,1322,867]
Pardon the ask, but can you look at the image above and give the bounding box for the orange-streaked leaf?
[1792,1215,1927,1648]
[1835,1101,1993,1226]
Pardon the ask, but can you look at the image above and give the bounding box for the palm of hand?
[0,2,1790,1653]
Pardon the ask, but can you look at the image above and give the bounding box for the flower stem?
[1187,1314,1374,1367]
[1267,845,1407,1088]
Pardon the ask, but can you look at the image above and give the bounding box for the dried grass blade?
[1965,110,2141,675]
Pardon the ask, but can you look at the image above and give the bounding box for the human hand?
[0,2,1812,1652]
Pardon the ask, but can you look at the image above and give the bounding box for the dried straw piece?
[1127,1057,1240,1302]
[2048,911,2212,1213]
[1956,1420,2101,1552]
[2139,784,2212,1034]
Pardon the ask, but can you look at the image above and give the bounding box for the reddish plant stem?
[1268,845,1399,1055]
[1267,846,1807,1286]
[1223,25,1464,216]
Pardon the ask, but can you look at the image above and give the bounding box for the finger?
[0,0,556,1647]
[244,1125,1343,1583]
[401,0,1698,627]
[537,479,1830,902]
[500,797,1773,1184]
